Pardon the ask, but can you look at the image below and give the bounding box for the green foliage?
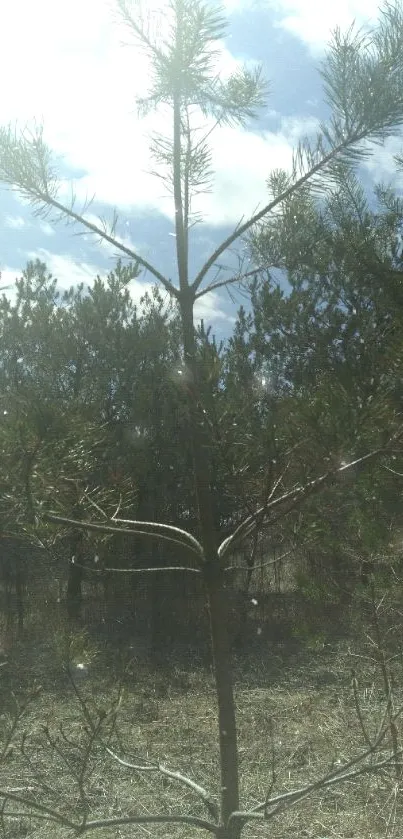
[236,167,403,586]
[0,260,195,549]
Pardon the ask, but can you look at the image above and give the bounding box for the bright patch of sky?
[0,0,400,332]
[265,0,381,51]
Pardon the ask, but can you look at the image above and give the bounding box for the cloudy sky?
[0,0,401,331]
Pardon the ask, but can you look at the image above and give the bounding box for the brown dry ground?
[0,598,402,839]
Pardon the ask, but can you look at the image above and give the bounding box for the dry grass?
[0,602,402,839]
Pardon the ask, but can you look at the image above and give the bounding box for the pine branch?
[219,428,403,559]
[191,129,368,294]
[0,124,176,297]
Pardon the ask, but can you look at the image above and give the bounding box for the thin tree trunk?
[66,562,83,620]
[151,543,167,656]
[171,66,240,831]
[66,532,84,620]
[15,556,24,635]
[180,293,240,837]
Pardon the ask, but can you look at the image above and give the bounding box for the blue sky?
[0,0,401,337]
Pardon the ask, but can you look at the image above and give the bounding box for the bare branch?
[230,752,403,827]
[67,673,219,821]
[352,671,375,750]
[229,702,403,829]
[195,265,265,300]
[0,123,176,296]
[81,813,219,834]
[0,789,76,830]
[67,558,201,575]
[98,748,218,820]
[44,512,204,562]
[112,515,203,556]
[383,463,403,478]
[224,545,295,574]
[245,703,403,820]
[0,781,218,834]
[35,190,177,297]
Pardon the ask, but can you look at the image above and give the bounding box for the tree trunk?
[179,292,241,838]
[151,543,167,656]
[66,561,83,620]
[66,531,84,620]
[15,556,24,635]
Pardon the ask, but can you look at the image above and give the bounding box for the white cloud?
[268,0,381,53]
[194,292,235,325]
[127,269,235,325]
[363,135,403,186]
[122,277,165,308]
[0,268,20,294]
[26,249,100,290]
[78,212,144,257]
[38,221,55,237]
[64,110,309,229]
[4,215,26,229]
[2,213,59,248]
[0,0,298,232]
[279,114,320,142]
[0,0,386,242]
